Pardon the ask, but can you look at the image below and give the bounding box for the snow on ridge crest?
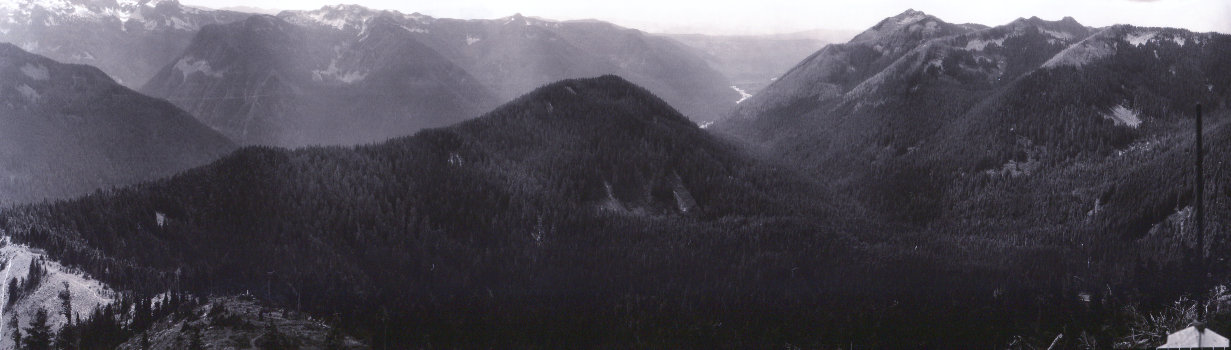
[294,5,378,30]
[965,37,1005,51]
[2,0,183,27]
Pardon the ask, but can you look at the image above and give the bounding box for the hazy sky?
[182,0,1231,36]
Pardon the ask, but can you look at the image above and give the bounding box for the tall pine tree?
[23,308,52,350]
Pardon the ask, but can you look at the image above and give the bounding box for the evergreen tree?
[57,282,71,327]
[23,308,52,350]
[187,324,204,350]
[324,325,344,350]
[7,278,18,307]
[52,325,74,350]
[9,314,21,348]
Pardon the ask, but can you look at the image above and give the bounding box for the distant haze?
[182,0,1231,35]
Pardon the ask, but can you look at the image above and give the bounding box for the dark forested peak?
[236,13,292,31]
[482,75,695,129]
[187,14,300,54]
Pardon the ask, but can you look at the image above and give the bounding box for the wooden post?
[1196,103,1206,320]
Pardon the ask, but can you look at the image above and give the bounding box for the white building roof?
[1159,326,1229,348]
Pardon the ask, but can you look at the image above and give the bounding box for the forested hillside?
[1,76,903,348]
[0,44,235,206]
[715,9,1231,347]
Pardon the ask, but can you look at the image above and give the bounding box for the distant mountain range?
[280,7,741,122]
[0,0,248,87]
[4,2,742,146]
[139,4,741,146]
[0,43,234,205]
[140,14,501,146]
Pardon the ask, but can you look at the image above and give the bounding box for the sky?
[182,0,1231,36]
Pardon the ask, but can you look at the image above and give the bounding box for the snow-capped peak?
[1,0,189,28]
[501,13,558,27]
[284,4,382,31]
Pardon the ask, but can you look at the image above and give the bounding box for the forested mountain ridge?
[1,76,902,348]
[715,9,1229,223]
[0,0,248,87]
[0,43,235,206]
[710,8,1231,347]
[721,9,982,130]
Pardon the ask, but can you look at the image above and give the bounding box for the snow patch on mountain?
[1104,105,1142,128]
[1041,29,1075,41]
[0,241,116,350]
[1126,31,1157,47]
[15,84,38,103]
[400,24,427,34]
[965,37,1005,51]
[298,5,372,31]
[166,16,192,30]
[69,51,94,61]
[174,56,224,80]
[1,0,175,27]
[19,63,48,81]
[312,59,366,84]
[466,35,480,45]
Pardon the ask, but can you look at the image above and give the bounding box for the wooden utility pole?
[1196,103,1206,320]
